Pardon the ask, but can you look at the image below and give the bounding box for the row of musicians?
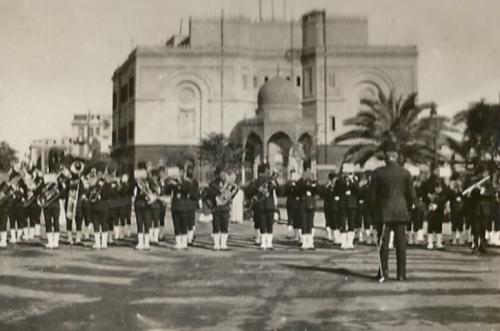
[243,171,371,250]
[73,168,201,250]
[412,174,500,249]
[0,168,202,251]
[245,171,500,250]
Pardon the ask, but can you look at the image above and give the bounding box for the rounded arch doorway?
[244,132,263,180]
[267,131,293,182]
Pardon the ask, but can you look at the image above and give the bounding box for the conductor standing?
[370,140,417,281]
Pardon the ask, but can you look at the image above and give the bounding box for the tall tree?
[453,100,500,164]
[199,133,243,172]
[334,89,454,166]
[0,141,18,172]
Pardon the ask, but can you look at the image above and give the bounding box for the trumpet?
[253,177,276,203]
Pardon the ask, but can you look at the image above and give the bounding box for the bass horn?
[66,160,85,220]
[215,172,239,207]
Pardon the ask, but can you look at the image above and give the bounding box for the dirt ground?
[1,218,500,331]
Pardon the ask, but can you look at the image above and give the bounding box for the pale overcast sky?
[1,0,500,155]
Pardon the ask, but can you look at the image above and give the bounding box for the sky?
[1,0,500,156]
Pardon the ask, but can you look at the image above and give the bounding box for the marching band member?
[408,175,425,245]
[107,169,121,244]
[484,173,498,245]
[184,165,200,246]
[468,167,494,254]
[448,173,465,245]
[425,178,448,250]
[298,165,318,250]
[26,169,44,239]
[80,173,92,241]
[0,179,11,248]
[204,166,238,251]
[134,162,152,251]
[19,163,33,241]
[8,165,27,244]
[271,169,280,223]
[83,167,98,240]
[322,170,343,244]
[91,172,111,249]
[39,169,68,249]
[148,169,162,245]
[340,171,359,250]
[245,163,271,245]
[492,178,500,246]
[248,163,277,250]
[285,170,301,242]
[356,172,373,244]
[158,166,168,241]
[65,161,85,245]
[165,165,188,250]
[462,174,474,246]
[118,171,134,239]
[255,163,277,250]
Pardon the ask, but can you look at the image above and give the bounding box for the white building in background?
[29,113,112,173]
[29,137,71,173]
[111,10,417,173]
[70,113,112,159]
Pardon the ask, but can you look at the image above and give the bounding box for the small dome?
[257,76,300,107]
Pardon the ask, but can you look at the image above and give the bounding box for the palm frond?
[333,129,381,144]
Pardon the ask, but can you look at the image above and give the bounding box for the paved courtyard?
[1,217,500,331]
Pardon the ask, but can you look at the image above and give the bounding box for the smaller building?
[232,75,316,183]
[28,113,112,173]
[29,137,71,173]
[70,113,112,159]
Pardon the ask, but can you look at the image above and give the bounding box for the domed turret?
[257,76,300,108]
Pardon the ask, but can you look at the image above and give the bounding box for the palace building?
[111,10,418,179]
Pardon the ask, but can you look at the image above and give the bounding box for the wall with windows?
[111,11,417,168]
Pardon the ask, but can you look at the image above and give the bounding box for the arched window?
[176,84,199,138]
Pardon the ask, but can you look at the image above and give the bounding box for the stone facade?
[111,10,417,170]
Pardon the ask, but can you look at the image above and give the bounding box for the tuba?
[37,182,60,208]
[216,182,239,207]
[215,173,239,207]
[66,160,85,220]
[136,178,158,204]
[134,169,161,204]
[0,175,20,206]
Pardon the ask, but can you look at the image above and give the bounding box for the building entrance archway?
[244,132,263,180]
[267,131,293,181]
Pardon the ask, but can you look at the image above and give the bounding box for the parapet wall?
[187,13,369,50]
[189,17,302,50]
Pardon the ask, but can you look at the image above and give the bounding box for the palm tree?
[333,89,454,166]
[199,133,243,172]
[452,100,500,163]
